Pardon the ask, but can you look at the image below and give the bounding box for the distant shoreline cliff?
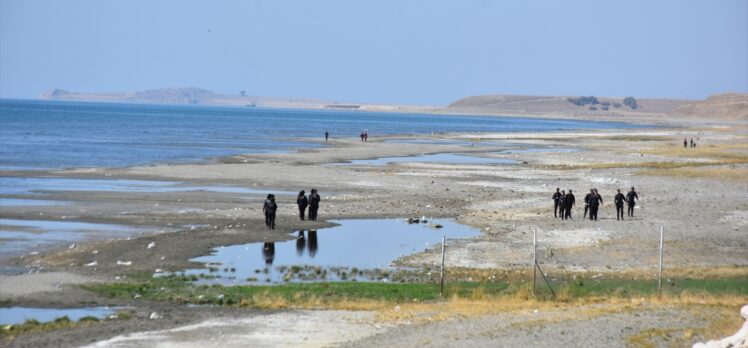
[40,87,747,119]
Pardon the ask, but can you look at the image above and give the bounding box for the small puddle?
[0,198,69,206]
[0,177,295,196]
[172,219,479,285]
[499,147,578,154]
[334,153,517,166]
[0,307,117,325]
[0,218,158,257]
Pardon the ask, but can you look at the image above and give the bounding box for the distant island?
[40,87,748,120]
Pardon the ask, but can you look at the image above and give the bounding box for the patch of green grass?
[554,277,748,299]
[83,275,747,309]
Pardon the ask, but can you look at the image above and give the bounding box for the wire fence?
[436,225,667,298]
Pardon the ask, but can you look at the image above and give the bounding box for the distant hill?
[447,94,691,117]
[42,87,236,105]
[40,87,331,108]
[669,93,748,120]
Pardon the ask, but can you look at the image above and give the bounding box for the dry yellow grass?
[638,165,748,181]
[641,143,748,160]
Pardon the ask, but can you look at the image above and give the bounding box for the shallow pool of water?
[0,177,295,196]
[335,153,517,166]
[0,307,117,325]
[0,218,153,256]
[0,198,69,207]
[499,147,578,154]
[175,219,479,285]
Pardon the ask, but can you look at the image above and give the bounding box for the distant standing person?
[626,187,639,218]
[552,188,562,218]
[583,189,593,219]
[263,194,277,229]
[563,189,575,220]
[308,188,321,221]
[325,131,329,142]
[364,131,368,142]
[588,189,602,221]
[614,189,627,221]
[296,190,308,221]
[558,190,566,219]
[360,132,365,142]
[684,138,688,148]
[690,138,694,148]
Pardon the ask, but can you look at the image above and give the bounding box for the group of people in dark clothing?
[296,189,321,221]
[262,189,322,229]
[553,187,639,221]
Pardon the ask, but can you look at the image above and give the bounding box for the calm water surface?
[1,99,643,170]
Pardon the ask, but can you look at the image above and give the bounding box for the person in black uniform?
[583,189,593,219]
[558,190,566,219]
[563,189,575,220]
[588,189,603,221]
[614,189,627,221]
[552,188,562,218]
[308,188,321,221]
[263,194,277,229]
[296,190,308,220]
[626,187,639,217]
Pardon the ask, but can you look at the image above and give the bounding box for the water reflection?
[294,230,318,257]
[308,230,318,258]
[181,219,479,285]
[295,231,305,256]
[262,242,275,266]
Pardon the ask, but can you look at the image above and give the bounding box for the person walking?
[296,190,308,221]
[308,188,321,221]
[552,188,562,218]
[563,189,575,220]
[684,138,688,148]
[263,194,277,229]
[325,131,329,142]
[690,138,694,148]
[626,187,639,218]
[360,131,365,142]
[364,131,368,142]
[614,189,627,221]
[583,189,593,219]
[589,189,603,221]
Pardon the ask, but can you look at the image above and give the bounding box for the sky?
[1,0,746,105]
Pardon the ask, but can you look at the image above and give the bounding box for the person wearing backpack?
[626,187,639,218]
[308,189,321,221]
[263,194,277,229]
[297,190,308,221]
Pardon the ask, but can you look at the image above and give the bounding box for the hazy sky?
[1,0,746,104]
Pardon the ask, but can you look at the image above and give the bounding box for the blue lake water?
[335,153,518,166]
[1,99,643,170]
[0,177,295,196]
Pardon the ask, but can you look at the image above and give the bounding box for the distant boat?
[245,102,256,107]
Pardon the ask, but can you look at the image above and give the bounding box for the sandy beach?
[1,111,746,347]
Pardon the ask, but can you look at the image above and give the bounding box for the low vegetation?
[1,311,131,340]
